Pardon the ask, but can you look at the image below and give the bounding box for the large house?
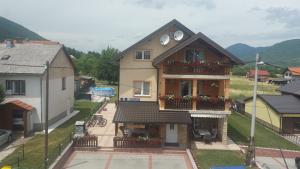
[0,40,75,136]
[244,79,300,134]
[113,20,243,147]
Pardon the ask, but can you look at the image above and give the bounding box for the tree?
[96,47,119,84]
[0,84,5,103]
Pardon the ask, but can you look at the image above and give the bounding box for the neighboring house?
[0,40,75,137]
[246,70,270,82]
[244,80,300,134]
[113,19,243,147]
[283,67,300,79]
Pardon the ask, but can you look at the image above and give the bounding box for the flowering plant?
[199,95,209,101]
[182,95,192,101]
[164,94,175,101]
[218,96,225,101]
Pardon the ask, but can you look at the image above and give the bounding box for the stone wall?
[178,124,188,147]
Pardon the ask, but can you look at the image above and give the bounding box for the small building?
[283,67,300,79]
[245,95,300,134]
[246,70,270,82]
[0,40,75,137]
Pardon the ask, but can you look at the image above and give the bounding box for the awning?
[189,110,229,118]
[191,113,226,118]
[6,100,33,111]
[113,101,192,124]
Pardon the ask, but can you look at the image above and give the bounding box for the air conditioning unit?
[5,90,12,95]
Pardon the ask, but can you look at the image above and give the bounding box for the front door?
[166,124,178,143]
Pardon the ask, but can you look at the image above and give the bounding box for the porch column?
[192,79,197,111]
[224,80,230,111]
[221,116,228,144]
[115,123,118,136]
[159,78,166,110]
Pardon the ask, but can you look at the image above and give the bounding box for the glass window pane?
[143,51,150,60]
[143,82,150,95]
[133,82,142,95]
[20,80,25,95]
[14,80,20,94]
[6,80,12,91]
[136,51,143,59]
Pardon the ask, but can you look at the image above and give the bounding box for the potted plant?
[182,95,192,102]
[164,94,175,102]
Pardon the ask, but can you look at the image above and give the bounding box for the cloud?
[265,7,300,28]
[131,0,215,10]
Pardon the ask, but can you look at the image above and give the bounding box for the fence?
[282,133,300,145]
[73,135,98,148]
[113,137,162,148]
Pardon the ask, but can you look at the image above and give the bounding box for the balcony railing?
[163,62,229,75]
[196,98,225,111]
[164,97,193,110]
[160,96,228,111]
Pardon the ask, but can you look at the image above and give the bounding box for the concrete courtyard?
[62,151,193,169]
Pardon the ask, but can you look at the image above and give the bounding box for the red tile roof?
[7,100,33,111]
[288,67,300,75]
[248,70,270,77]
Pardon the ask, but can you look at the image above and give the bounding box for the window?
[135,50,151,60]
[62,77,66,90]
[5,80,25,95]
[294,122,300,131]
[133,81,150,96]
[170,124,174,130]
[185,49,205,63]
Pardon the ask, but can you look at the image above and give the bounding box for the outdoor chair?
[210,129,218,142]
[193,130,202,139]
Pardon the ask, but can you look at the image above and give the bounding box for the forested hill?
[0,16,45,41]
[227,39,300,66]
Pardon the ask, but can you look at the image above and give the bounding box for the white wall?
[41,75,74,123]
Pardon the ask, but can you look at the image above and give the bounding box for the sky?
[0,0,300,52]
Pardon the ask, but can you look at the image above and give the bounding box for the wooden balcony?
[164,97,193,110]
[196,97,225,111]
[163,62,229,75]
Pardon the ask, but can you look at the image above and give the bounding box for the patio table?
[198,129,211,136]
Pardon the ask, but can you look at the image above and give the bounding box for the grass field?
[0,100,101,169]
[228,112,300,151]
[230,76,279,100]
[193,150,249,169]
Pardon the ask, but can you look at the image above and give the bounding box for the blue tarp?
[210,166,245,169]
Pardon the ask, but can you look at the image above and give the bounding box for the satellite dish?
[174,30,184,41]
[160,34,170,46]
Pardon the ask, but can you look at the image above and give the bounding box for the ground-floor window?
[294,122,300,132]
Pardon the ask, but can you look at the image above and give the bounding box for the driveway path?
[88,103,116,147]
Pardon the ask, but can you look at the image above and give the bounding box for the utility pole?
[246,54,260,166]
[44,61,49,169]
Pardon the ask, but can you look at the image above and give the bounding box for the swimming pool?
[91,87,115,97]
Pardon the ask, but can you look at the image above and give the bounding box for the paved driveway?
[88,103,116,147]
[63,151,192,169]
[257,156,297,169]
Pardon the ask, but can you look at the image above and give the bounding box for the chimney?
[5,39,14,48]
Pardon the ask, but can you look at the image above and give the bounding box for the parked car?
[295,157,300,169]
[0,129,12,146]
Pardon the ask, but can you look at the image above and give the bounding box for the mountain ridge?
[227,39,300,66]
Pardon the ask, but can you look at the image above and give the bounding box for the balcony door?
[179,80,192,96]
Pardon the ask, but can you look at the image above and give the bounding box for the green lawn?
[193,150,247,169]
[230,76,279,100]
[0,100,101,169]
[228,112,300,151]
